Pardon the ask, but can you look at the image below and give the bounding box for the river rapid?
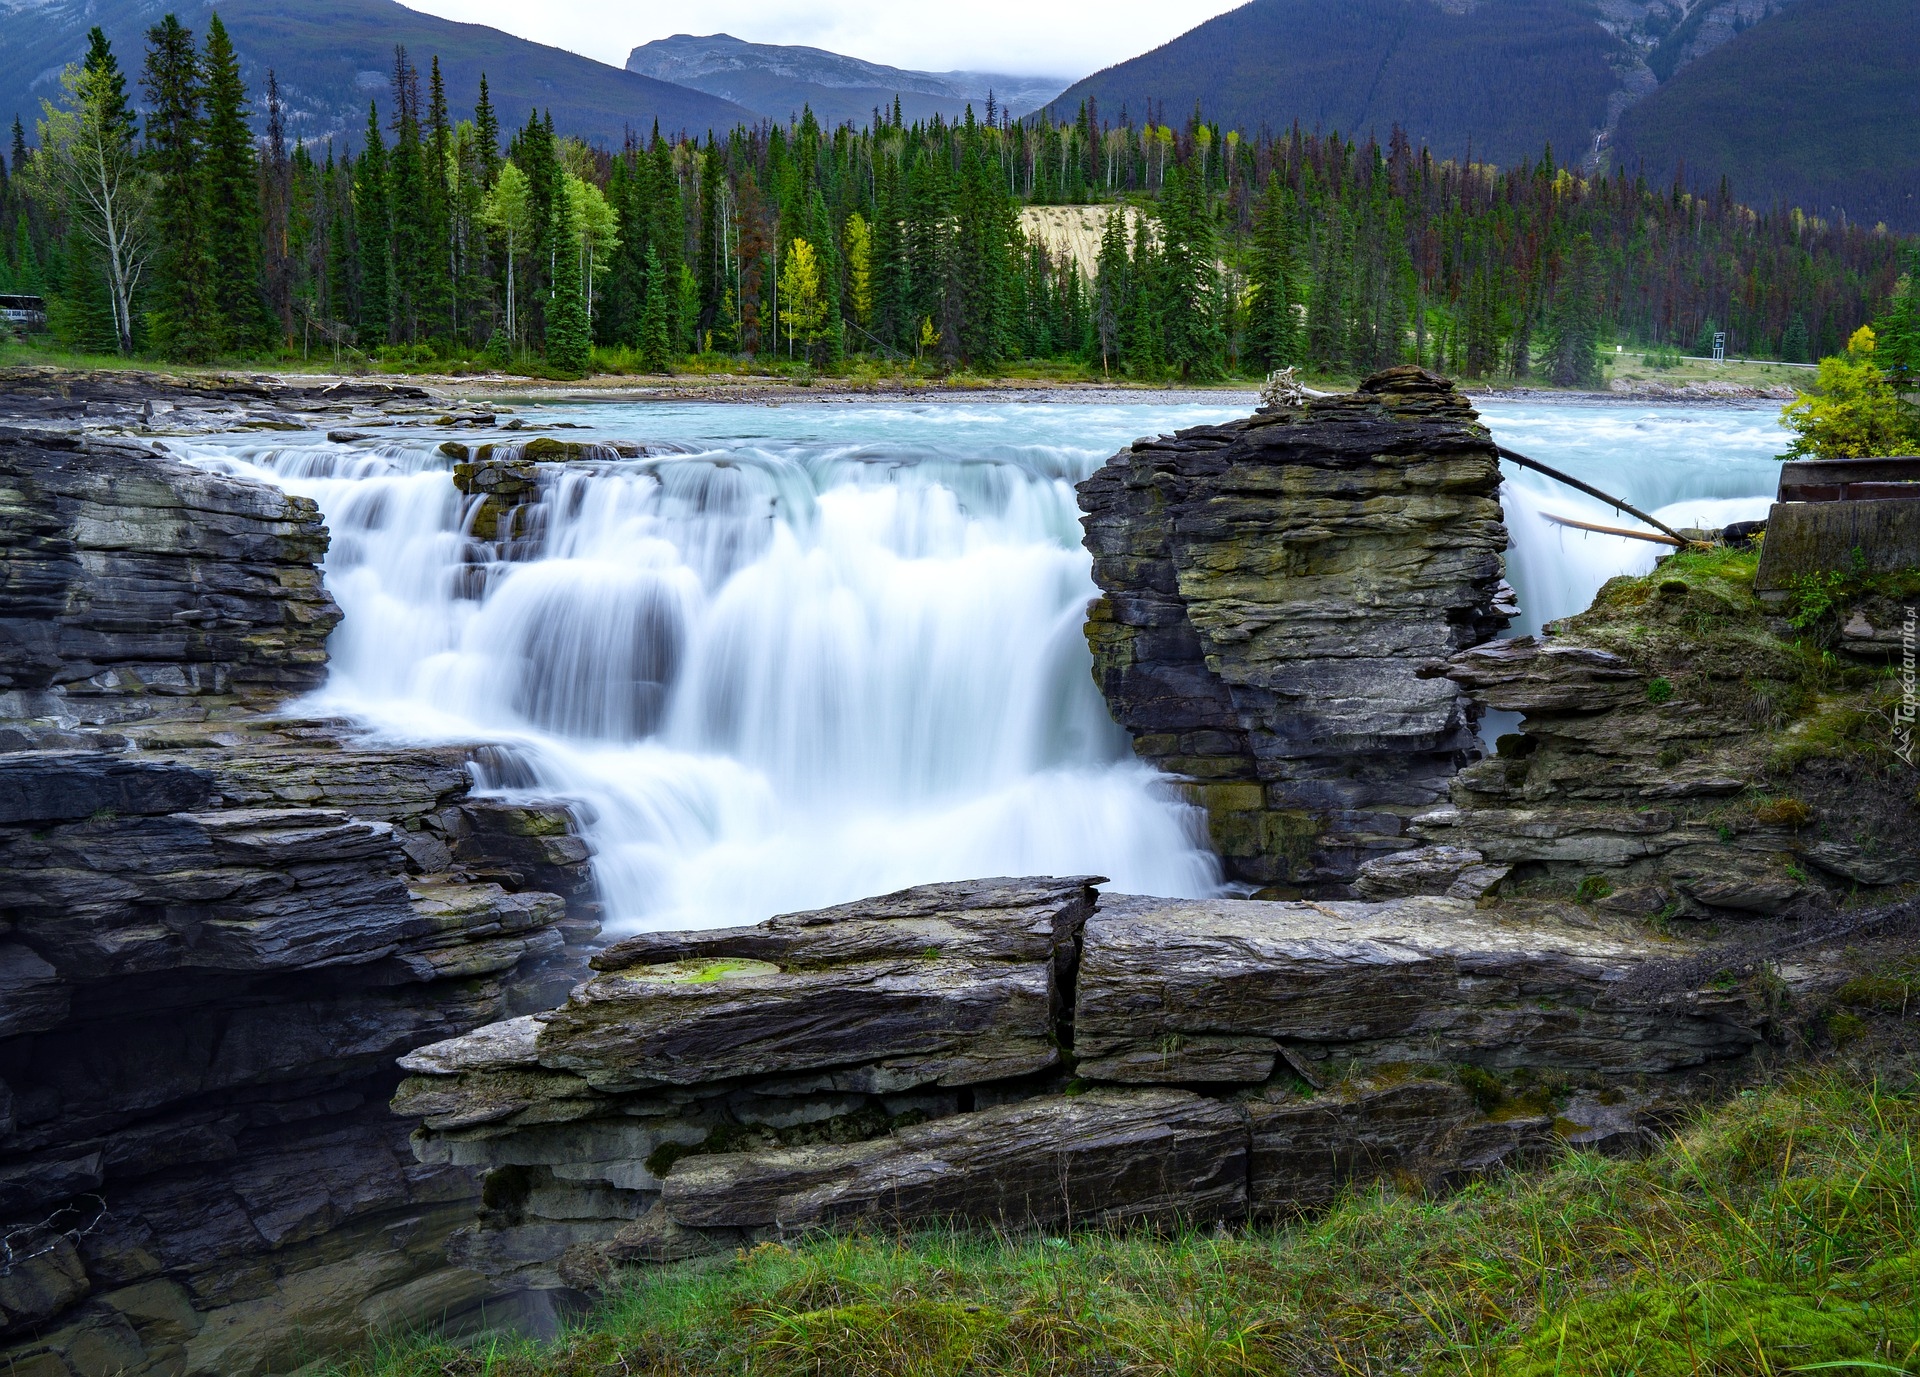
[175,395,1788,934]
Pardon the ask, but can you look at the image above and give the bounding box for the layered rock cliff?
[392,866,1901,1303]
[0,397,601,1377]
[1078,366,1511,893]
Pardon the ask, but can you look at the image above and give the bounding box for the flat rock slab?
[1074,893,1764,1081]
[660,1089,1246,1232]
[403,877,1099,1105]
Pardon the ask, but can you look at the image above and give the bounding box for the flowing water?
[175,394,1788,933]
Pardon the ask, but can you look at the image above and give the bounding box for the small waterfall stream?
[178,397,1788,933]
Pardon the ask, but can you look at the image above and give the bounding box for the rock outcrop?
[0,407,602,1376]
[1410,544,1920,916]
[0,367,439,435]
[0,429,341,728]
[1078,366,1510,893]
[392,871,1826,1299]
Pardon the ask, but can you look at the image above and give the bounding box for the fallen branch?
[1539,511,1685,546]
[1496,445,1690,546]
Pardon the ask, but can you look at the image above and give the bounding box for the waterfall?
[176,397,1789,932]
[1481,399,1787,632]
[179,403,1249,932]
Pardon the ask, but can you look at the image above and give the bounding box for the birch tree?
[31,58,154,354]
[482,160,532,344]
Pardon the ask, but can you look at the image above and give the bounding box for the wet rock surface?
[1077,366,1510,893]
[0,378,601,1376]
[0,428,341,726]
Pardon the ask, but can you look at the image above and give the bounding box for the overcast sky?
[396,0,1246,79]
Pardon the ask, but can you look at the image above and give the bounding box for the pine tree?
[1246,174,1297,370]
[200,14,271,354]
[1541,232,1602,388]
[544,165,590,374]
[354,102,390,343]
[141,15,215,359]
[637,243,669,370]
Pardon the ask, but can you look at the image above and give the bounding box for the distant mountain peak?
[625,32,1073,126]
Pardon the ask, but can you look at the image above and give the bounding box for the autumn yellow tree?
[1779,326,1920,459]
[844,212,873,328]
[778,237,826,360]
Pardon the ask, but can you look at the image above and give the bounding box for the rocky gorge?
[0,367,1913,1375]
[0,375,599,1374]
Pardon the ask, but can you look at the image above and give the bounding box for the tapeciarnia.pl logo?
[1898,606,1917,766]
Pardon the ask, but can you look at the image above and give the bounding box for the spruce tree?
[637,244,669,371]
[422,56,453,341]
[199,15,270,354]
[697,135,721,342]
[1247,174,1297,370]
[648,133,685,349]
[1123,207,1161,376]
[384,48,425,343]
[1157,162,1224,380]
[354,102,390,342]
[1872,245,1920,384]
[544,168,590,374]
[1541,232,1602,387]
[141,15,215,360]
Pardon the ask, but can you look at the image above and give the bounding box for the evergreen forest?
[1,16,1913,383]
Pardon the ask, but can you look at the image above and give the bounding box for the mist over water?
[177,396,1787,933]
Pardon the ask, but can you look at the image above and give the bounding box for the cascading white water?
[180,403,1251,932]
[1482,400,1788,632]
[176,396,1790,933]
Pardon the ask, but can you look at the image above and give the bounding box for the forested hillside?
[1041,0,1631,170]
[0,0,751,149]
[1,19,1908,384]
[1613,0,1920,232]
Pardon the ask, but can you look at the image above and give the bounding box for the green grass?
[329,1066,1920,1377]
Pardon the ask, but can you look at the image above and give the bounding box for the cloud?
[396,0,1247,80]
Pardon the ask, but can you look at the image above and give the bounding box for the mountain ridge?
[0,0,754,149]
[625,32,1072,128]
[1612,0,1919,231]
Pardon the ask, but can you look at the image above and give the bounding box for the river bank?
[0,352,1806,412]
